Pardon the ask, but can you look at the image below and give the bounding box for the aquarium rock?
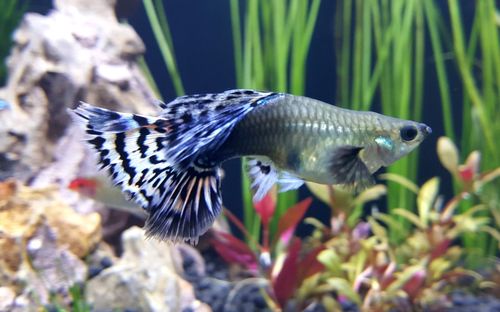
[0,180,99,307]
[0,181,101,259]
[0,287,16,312]
[0,0,158,183]
[85,226,210,312]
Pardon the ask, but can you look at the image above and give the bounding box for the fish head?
[362,119,432,171]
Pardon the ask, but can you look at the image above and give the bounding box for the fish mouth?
[419,123,432,137]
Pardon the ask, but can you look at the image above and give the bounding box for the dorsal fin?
[158,90,282,165]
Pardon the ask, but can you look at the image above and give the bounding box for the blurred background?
[0,0,499,311]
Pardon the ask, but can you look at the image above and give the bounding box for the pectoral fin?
[329,146,374,191]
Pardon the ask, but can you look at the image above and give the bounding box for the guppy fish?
[72,89,431,243]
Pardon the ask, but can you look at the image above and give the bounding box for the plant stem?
[448,0,495,160]
[143,0,185,96]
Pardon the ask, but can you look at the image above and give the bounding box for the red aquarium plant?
[310,174,500,311]
[210,194,325,309]
[437,136,500,263]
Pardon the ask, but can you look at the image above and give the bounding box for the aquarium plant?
[211,171,499,310]
[210,194,326,310]
[333,0,500,261]
[0,0,28,85]
[230,0,321,243]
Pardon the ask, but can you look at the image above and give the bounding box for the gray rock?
[85,227,210,312]
[0,287,15,312]
[0,221,88,309]
[0,0,158,184]
[26,223,88,297]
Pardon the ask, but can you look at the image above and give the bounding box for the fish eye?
[400,125,418,142]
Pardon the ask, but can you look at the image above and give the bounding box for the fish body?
[216,94,429,187]
[72,89,431,243]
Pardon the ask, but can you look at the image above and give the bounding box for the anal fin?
[278,171,304,193]
[247,157,304,202]
[247,157,278,202]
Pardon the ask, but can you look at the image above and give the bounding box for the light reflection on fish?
[72,89,431,243]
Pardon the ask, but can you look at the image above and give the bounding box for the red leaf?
[297,245,325,282]
[458,151,480,183]
[210,231,258,272]
[276,198,312,245]
[272,238,301,308]
[430,239,452,260]
[402,269,426,299]
[458,166,474,182]
[254,193,276,227]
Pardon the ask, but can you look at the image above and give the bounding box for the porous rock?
[0,0,158,185]
[0,181,101,260]
[0,180,100,302]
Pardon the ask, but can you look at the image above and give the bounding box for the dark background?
[28,0,471,228]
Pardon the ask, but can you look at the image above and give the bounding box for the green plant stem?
[448,0,495,161]
[233,0,321,243]
[423,0,454,140]
[230,0,243,87]
[0,0,27,84]
[338,0,353,105]
[143,0,185,96]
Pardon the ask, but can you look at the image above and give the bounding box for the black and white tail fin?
[145,165,222,243]
[72,90,282,243]
[72,103,222,243]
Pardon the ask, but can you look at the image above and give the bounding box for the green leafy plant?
[437,136,500,265]
[306,182,387,228]
[449,0,500,261]
[310,177,498,311]
[68,283,91,312]
[43,283,91,312]
[295,137,500,310]
[334,0,428,242]
[334,0,500,252]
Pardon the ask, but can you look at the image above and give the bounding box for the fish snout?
[419,123,432,137]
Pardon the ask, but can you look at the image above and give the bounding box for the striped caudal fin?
[71,103,222,243]
[145,165,222,243]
